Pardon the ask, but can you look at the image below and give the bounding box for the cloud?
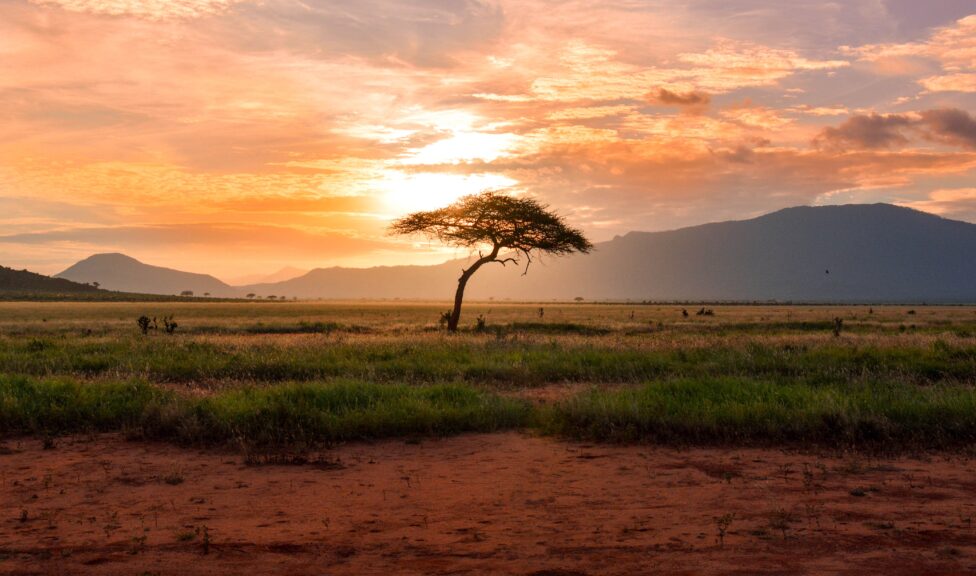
[899,188,976,221]
[546,106,634,121]
[920,73,976,93]
[649,88,711,113]
[0,222,392,278]
[0,195,117,233]
[845,14,976,92]
[213,195,381,214]
[786,105,850,117]
[433,128,976,234]
[652,88,710,107]
[3,0,976,273]
[720,103,792,130]
[29,0,244,19]
[918,109,976,149]
[216,0,505,68]
[815,108,976,151]
[473,38,848,105]
[677,40,848,75]
[814,113,915,149]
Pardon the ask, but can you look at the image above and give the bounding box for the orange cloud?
[898,188,976,221]
[814,109,976,151]
[846,14,976,92]
[28,0,244,19]
[1,0,975,274]
[652,89,710,106]
[815,114,916,149]
[920,74,976,93]
[648,89,711,115]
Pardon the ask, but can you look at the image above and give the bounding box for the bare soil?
[2,433,976,575]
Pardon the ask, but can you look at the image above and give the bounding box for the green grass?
[3,302,976,451]
[0,376,530,447]
[3,336,973,386]
[4,374,976,450]
[239,321,372,335]
[544,377,976,449]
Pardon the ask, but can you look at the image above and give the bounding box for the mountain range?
[0,265,102,294]
[48,204,976,303]
[57,253,237,297]
[224,267,308,287]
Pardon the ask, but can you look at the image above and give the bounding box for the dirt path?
[2,433,976,575]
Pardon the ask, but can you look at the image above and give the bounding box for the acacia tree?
[389,192,592,332]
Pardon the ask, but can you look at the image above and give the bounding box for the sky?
[2,0,976,280]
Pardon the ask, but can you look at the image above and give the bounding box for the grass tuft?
[542,377,976,449]
[0,376,530,447]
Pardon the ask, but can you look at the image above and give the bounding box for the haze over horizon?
[3,0,976,277]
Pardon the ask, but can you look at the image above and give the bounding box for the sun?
[402,130,517,166]
[379,171,517,214]
[378,120,519,214]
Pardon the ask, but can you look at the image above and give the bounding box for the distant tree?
[137,315,152,335]
[92,281,100,289]
[573,296,584,302]
[390,191,592,331]
[203,292,210,297]
[180,290,194,297]
[267,295,277,300]
[246,293,256,299]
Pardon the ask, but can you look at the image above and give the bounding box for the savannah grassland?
[2,301,976,449]
[4,302,976,575]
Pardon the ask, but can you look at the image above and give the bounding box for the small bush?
[137,316,152,335]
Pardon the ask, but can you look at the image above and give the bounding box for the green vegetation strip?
[5,338,975,386]
[0,376,529,447]
[3,375,976,450]
[543,378,976,448]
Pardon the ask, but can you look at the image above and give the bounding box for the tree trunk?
[447,246,499,332]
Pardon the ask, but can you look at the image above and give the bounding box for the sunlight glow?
[403,131,518,165]
[378,172,518,215]
[5,0,976,274]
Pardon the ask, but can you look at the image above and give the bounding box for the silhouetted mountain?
[225,266,308,287]
[242,204,976,303]
[0,266,101,294]
[56,253,239,297]
[241,263,460,300]
[57,205,976,302]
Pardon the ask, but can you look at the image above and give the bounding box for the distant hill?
[225,266,308,287]
[56,253,239,297]
[240,204,976,303]
[58,204,976,303]
[241,263,460,300]
[0,266,101,294]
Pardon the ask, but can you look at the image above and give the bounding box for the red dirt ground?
[2,433,976,575]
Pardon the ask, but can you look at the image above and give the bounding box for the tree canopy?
[389,192,593,331]
[389,191,592,267]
